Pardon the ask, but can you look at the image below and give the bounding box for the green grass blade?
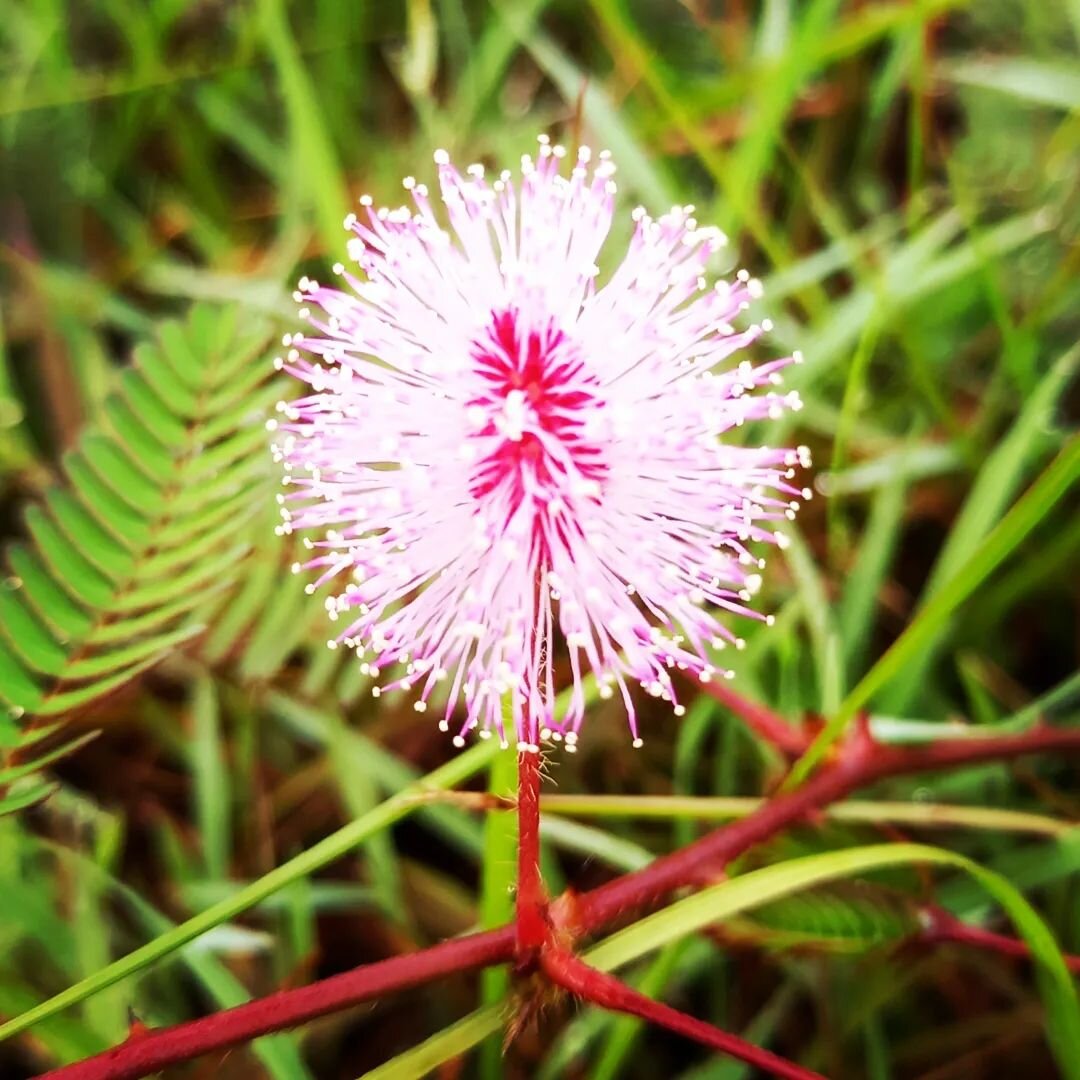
[592,941,685,1080]
[362,842,1080,1078]
[882,343,1080,711]
[361,1005,506,1080]
[790,436,1080,783]
[257,0,349,255]
[588,844,1080,1077]
[538,794,1071,837]
[477,745,518,1079]
[191,675,230,881]
[942,57,1080,111]
[0,740,499,1045]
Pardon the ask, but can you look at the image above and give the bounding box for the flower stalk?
[514,747,548,970]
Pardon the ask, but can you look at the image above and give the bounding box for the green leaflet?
[0,304,277,724]
[0,728,97,822]
[726,885,919,953]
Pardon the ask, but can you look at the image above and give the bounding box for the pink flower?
[271,138,809,751]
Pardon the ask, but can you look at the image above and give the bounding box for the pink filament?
[271,138,809,749]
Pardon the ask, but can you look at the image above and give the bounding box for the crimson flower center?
[466,310,607,520]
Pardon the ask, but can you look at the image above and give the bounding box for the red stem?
[922,908,1080,974]
[542,949,824,1080]
[573,726,1080,932]
[515,748,548,966]
[574,742,866,930]
[31,723,1080,1080]
[34,930,515,1080]
[699,682,811,757]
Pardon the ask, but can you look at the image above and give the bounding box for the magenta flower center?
[467,309,606,538]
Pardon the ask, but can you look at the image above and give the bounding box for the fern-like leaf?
[0,304,276,727]
[726,885,920,954]
[0,724,98,817]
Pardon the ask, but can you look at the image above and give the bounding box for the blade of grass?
[362,1004,506,1080]
[45,838,312,1080]
[882,343,1080,711]
[452,0,553,128]
[493,0,675,209]
[789,436,1080,783]
[782,524,844,711]
[586,0,802,282]
[190,674,230,881]
[538,794,1073,837]
[586,844,1080,1077]
[363,842,1080,1078]
[478,745,517,1080]
[257,0,350,255]
[942,57,1080,111]
[541,815,654,873]
[591,941,687,1080]
[835,446,909,677]
[0,739,499,1044]
[325,711,408,926]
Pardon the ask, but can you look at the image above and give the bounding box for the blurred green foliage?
[0,0,1078,1077]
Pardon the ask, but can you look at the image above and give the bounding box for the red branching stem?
[573,725,1080,933]
[515,748,548,966]
[921,907,1080,974]
[30,722,1080,1080]
[541,949,824,1080]
[699,682,811,757]
[573,746,865,931]
[36,930,515,1080]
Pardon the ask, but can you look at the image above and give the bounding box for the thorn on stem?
[126,1007,151,1041]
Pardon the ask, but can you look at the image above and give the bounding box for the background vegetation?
[1,0,1078,1076]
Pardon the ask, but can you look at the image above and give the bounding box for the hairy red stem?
[35,930,515,1080]
[573,725,1080,931]
[32,723,1080,1080]
[542,949,824,1080]
[515,748,548,966]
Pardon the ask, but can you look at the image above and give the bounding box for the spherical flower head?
[271,137,810,752]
